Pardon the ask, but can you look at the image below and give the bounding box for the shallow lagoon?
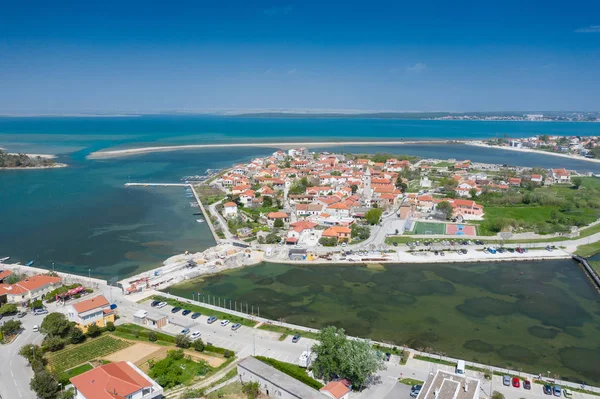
[167,259,600,384]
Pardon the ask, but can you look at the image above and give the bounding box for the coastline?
[466,141,600,164]
[0,163,67,170]
[87,140,462,159]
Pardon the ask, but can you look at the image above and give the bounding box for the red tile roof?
[0,270,13,280]
[223,202,237,207]
[73,295,110,314]
[320,380,351,399]
[70,361,152,399]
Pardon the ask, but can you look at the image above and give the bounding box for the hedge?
[255,356,323,390]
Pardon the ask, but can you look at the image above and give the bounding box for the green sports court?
[412,221,446,235]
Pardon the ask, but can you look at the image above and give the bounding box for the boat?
[193,212,203,216]
[0,256,9,263]
[196,219,205,223]
[25,260,35,266]
[190,202,199,208]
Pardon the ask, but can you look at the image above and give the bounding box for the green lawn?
[413,222,446,235]
[47,335,132,372]
[399,378,424,386]
[112,323,175,346]
[57,363,94,385]
[589,261,600,274]
[150,296,258,327]
[258,323,320,340]
[576,241,600,258]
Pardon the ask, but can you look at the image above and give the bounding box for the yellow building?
[67,295,115,333]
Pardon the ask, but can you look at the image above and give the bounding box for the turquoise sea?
[1,116,599,278]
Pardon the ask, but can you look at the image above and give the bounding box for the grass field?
[57,363,94,385]
[150,296,258,327]
[576,241,600,258]
[47,335,132,372]
[413,222,445,235]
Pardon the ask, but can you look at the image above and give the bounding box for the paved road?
[0,313,44,399]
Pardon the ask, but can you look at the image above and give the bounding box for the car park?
[523,380,531,390]
[171,307,182,313]
[207,316,218,324]
[182,309,191,316]
[191,312,202,319]
[151,300,160,307]
[503,375,511,386]
[292,334,301,343]
[220,320,230,327]
[231,323,241,331]
[156,302,167,309]
[410,385,423,398]
[190,331,201,340]
[553,386,562,397]
[180,328,190,335]
[544,385,553,395]
[512,377,520,388]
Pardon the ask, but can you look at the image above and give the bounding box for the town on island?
[2,135,600,399]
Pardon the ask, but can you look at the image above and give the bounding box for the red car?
[512,378,520,388]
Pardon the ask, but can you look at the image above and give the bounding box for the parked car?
[543,385,553,395]
[207,316,218,324]
[156,302,167,309]
[553,386,562,397]
[17,311,27,318]
[220,320,230,327]
[503,375,511,386]
[182,309,191,316]
[523,380,531,390]
[171,307,182,314]
[150,300,160,307]
[410,385,423,398]
[384,352,391,361]
[191,312,202,319]
[33,309,48,315]
[180,328,190,335]
[190,331,201,340]
[512,377,520,388]
[563,389,572,398]
[32,325,39,332]
[231,323,242,331]
[292,334,301,343]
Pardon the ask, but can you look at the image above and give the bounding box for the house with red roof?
[231,184,252,195]
[67,295,115,333]
[223,201,238,218]
[287,221,318,244]
[266,212,289,227]
[551,168,571,183]
[448,199,484,219]
[320,380,351,399]
[0,274,61,305]
[508,177,522,186]
[322,226,352,242]
[327,202,350,218]
[238,190,256,205]
[70,361,163,399]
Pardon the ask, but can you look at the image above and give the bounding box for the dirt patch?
[103,343,164,364]
[184,350,226,368]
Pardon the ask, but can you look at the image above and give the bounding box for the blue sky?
[1,0,599,113]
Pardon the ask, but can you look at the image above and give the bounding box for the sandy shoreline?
[87,140,462,159]
[466,141,600,164]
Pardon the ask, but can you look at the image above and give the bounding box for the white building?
[223,201,238,218]
[417,369,480,399]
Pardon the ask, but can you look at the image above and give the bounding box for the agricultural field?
[47,335,132,372]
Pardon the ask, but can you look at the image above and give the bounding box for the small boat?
[25,260,35,266]
[193,212,203,216]
[196,219,205,223]
[0,256,9,263]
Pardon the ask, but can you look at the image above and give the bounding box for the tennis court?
[445,223,477,236]
[413,221,446,235]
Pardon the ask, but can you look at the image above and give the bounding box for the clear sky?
[1,0,599,114]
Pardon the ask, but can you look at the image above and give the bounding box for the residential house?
[223,202,238,218]
[320,381,351,399]
[322,226,351,242]
[67,295,115,333]
[508,177,522,186]
[267,212,290,227]
[232,184,252,195]
[239,190,256,205]
[551,168,571,183]
[0,269,12,283]
[286,221,317,244]
[449,199,484,220]
[530,174,543,184]
[70,361,163,399]
[295,203,323,218]
[0,274,62,305]
[327,202,350,218]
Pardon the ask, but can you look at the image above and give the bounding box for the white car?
[156,302,167,309]
[220,320,230,327]
[32,325,39,332]
[189,331,201,340]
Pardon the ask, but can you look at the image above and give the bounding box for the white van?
[456,360,465,374]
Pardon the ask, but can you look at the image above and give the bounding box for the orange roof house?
[0,274,61,304]
[320,380,351,399]
[70,361,163,399]
[67,295,115,333]
[322,226,351,241]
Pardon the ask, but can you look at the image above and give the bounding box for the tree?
[105,321,115,331]
[262,196,273,207]
[175,334,191,349]
[351,225,370,241]
[193,338,205,352]
[19,344,44,364]
[41,312,72,337]
[492,391,505,399]
[57,388,76,399]
[0,303,17,315]
[265,232,281,244]
[350,184,358,194]
[148,331,158,342]
[365,208,383,225]
[319,237,338,247]
[30,370,60,399]
[341,339,386,389]
[572,176,583,189]
[43,335,65,352]
[274,218,284,228]
[70,327,86,344]
[86,323,101,338]
[242,381,261,399]
[311,326,348,381]
[436,201,454,220]
[1,319,22,335]
[469,188,478,198]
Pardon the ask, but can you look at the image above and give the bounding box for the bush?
[175,334,191,349]
[192,338,205,352]
[224,350,232,358]
[242,381,261,399]
[0,303,17,315]
[1,319,22,335]
[492,392,505,399]
[105,321,115,332]
[255,356,323,390]
[148,332,158,342]
[319,237,337,247]
[30,300,43,309]
[43,336,65,352]
[181,388,206,399]
[70,328,86,344]
[86,323,101,338]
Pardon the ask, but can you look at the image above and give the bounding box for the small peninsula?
[0,150,67,170]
